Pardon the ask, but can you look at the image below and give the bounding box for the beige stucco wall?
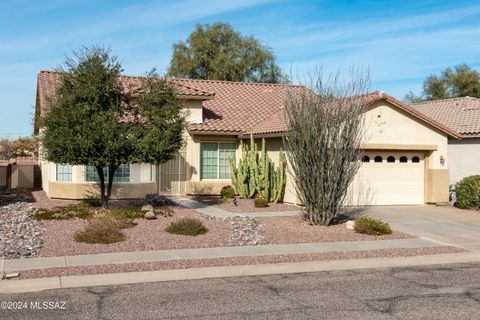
[184,100,204,124]
[448,138,480,183]
[48,182,157,199]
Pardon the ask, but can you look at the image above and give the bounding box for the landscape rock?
[144,211,156,219]
[141,205,154,212]
[346,220,355,230]
[4,272,20,279]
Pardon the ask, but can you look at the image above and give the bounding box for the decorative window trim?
[200,142,236,180]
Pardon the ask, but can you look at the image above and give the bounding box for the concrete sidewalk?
[2,237,447,273]
[2,252,480,294]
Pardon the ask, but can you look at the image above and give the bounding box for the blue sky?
[1,0,479,137]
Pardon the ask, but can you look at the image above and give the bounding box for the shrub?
[74,217,126,244]
[254,195,268,208]
[81,195,102,207]
[220,185,235,200]
[34,204,92,220]
[93,208,141,228]
[155,208,174,217]
[166,218,208,236]
[455,175,480,210]
[354,216,392,235]
[146,194,172,206]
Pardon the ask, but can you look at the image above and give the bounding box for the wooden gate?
[158,149,187,195]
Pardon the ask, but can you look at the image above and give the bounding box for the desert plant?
[455,175,480,210]
[284,68,369,225]
[230,135,286,202]
[220,185,235,201]
[254,195,268,208]
[74,217,126,244]
[34,204,92,220]
[146,194,172,207]
[166,218,208,236]
[354,216,392,235]
[155,208,174,217]
[82,195,102,207]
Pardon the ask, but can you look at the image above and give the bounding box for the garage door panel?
[345,151,425,206]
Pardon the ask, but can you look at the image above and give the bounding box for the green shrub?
[155,208,174,217]
[456,175,480,210]
[74,217,126,244]
[354,216,392,235]
[254,195,268,208]
[220,185,235,200]
[81,195,102,207]
[34,204,92,220]
[166,218,208,236]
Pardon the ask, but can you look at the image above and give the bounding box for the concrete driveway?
[367,205,480,252]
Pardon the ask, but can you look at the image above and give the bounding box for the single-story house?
[34,71,460,205]
[411,97,480,184]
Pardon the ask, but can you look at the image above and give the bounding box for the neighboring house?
[35,71,459,205]
[412,97,480,184]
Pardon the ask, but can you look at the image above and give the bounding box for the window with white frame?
[85,164,130,183]
[56,164,72,182]
[201,142,236,179]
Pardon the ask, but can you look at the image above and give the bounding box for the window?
[56,164,72,182]
[361,156,370,162]
[201,142,236,179]
[374,156,383,163]
[399,156,408,163]
[412,156,420,163]
[387,156,395,163]
[85,164,130,183]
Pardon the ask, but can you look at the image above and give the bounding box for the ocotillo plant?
[229,135,286,202]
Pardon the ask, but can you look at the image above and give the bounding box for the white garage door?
[346,151,425,206]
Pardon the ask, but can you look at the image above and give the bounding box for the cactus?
[229,134,286,202]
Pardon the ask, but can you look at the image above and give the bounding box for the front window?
[201,142,236,179]
[56,164,72,182]
[85,164,130,183]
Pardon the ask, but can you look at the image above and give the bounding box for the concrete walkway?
[367,206,480,252]
[173,197,239,218]
[2,237,446,273]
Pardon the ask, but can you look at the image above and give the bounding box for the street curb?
[2,252,480,294]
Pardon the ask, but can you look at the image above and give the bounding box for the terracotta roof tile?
[411,97,480,138]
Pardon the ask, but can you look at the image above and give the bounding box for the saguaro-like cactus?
[230,135,286,203]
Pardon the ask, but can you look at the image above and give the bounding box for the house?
[411,97,480,184]
[34,71,459,205]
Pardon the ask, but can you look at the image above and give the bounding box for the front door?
[158,148,187,195]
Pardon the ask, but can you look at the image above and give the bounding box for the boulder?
[144,211,156,219]
[346,220,355,230]
[141,205,154,212]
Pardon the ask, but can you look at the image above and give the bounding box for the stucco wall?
[448,138,480,183]
[48,182,157,199]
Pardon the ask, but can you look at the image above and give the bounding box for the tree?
[168,22,286,83]
[404,64,480,103]
[0,136,38,160]
[41,47,186,207]
[284,69,369,226]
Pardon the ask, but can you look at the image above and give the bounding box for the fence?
[0,159,40,189]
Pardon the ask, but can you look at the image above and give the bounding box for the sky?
[1,0,479,137]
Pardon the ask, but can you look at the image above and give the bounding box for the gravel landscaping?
[194,196,300,213]
[15,246,464,280]
[0,202,44,258]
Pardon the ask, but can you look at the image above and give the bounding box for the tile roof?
[411,97,480,138]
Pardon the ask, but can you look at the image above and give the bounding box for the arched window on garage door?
[362,156,370,162]
[399,156,408,163]
[374,156,383,163]
[387,156,395,163]
[412,156,420,163]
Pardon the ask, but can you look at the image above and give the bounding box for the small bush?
[81,195,102,207]
[354,216,392,235]
[220,185,235,200]
[34,204,92,220]
[455,175,480,210]
[74,217,126,244]
[254,195,268,208]
[166,218,208,236]
[155,208,174,217]
[146,194,172,207]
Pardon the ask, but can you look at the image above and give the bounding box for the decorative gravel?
[0,202,44,258]
[195,196,299,213]
[228,216,265,246]
[38,208,230,257]
[260,216,413,244]
[16,246,464,280]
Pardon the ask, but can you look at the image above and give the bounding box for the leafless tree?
[284,68,369,225]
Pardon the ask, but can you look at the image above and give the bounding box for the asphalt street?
[1,262,480,319]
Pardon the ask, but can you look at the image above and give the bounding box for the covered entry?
[346,151,426,205]
[158,148,188,196]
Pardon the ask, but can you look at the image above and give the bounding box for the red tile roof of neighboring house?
[411,97,480,138]
[35,71,460,139]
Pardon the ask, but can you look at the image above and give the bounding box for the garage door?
[346,151,425,205]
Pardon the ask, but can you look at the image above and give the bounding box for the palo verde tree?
[41,47,185,207]
[168,22,286,83]
[284,68,369,225]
